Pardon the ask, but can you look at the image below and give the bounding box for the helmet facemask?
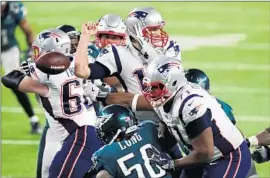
[67,31,80,54]
[143,78,173,107]
[96,32,126,48]
[142,25,168,48]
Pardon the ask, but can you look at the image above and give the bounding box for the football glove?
[252,146,270,163]
[21,60,31,76]
[146,146,175,170]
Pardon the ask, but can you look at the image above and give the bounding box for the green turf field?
[1,2,270,177]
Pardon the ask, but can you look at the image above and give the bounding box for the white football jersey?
[94,44,159,122]
[154,82,244,162]
[29,61,97,141]
[154,38,181,61]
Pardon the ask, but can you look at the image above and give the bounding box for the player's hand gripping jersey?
[154,83,244,162]
[92,121,171,178]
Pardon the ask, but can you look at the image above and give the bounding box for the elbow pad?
[1,70,26,90]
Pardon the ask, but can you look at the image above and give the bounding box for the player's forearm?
[105,93,153,111]
[20,19,34,46]
[74,33,91,79]
[18,77,49,97]
[257,127,270,146]
[174,149,213,168]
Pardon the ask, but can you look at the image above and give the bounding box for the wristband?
[131,94,139,112]
[248,136,259,147]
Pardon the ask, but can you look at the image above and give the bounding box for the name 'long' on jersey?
[1,2,26,51]
[29,61,97,140]
[95,44,159,121]
[154,82,244,162]
[92,121,171,178]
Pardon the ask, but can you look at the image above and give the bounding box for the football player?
[2,28,102,178]
[31,24,83,178]
[75,21,160,122]
[1,1,41,134]
[126,7,181,61]
[88,104,172,178]
[143,57,251,178]
[184,68,259,178]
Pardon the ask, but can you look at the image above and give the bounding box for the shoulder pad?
[138,120,156,127]
[181,94,207,125]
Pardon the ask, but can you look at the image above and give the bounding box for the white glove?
[83,81,100,102]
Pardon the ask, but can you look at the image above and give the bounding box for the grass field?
[1,2,270,177]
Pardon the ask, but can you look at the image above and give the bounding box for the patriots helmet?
[96,14,127,48]
[143,56,186,107]
[126,7,168,48]
[185,68,210,91]
[57,24,81,54]
[31,28,71,61]
[97,104,138,144]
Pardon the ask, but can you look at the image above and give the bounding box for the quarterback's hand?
[146,146,175,170]
[81,22,97,36]
[20,61,30,76]
[252,146,269,163]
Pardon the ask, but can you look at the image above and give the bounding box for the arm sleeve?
[180,95,211,139]
[88,62,111,79]
[95,45,122,76]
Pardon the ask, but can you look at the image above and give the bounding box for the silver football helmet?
[31,28,71,61]
[126,7,169,48]
[143,56,186,107]
[96,14,127,48]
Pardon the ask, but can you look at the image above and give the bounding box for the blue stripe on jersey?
[166,41,174,51]
[111,45,122,73]
[179,94,203,125]
[111,45,128,91]
[212,119,235,155]
[186,109,212,139]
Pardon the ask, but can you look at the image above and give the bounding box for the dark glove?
[1,70,26,90]
[252,146,269,163]
[146,146,175,170]
[96,91,109,106]
[21,61,30,76]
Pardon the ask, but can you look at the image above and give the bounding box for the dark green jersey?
[1,2,26,51]
[93,121,172,178]
[216,98,236,125]
[88,43,100,61]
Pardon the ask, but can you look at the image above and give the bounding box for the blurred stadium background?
[1,2,270,177]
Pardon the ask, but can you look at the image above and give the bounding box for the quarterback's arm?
[19,18,34,47]
[105,92,153,111]
[75,31,91,79]
[248,127,270,147]
[96,170,113,178]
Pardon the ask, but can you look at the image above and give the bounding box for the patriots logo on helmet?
[129,11,148,24]
[157,62,181,78]
[39,32,61,40]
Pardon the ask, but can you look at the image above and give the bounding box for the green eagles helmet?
[185,68,210,91]
[97,104,138,144]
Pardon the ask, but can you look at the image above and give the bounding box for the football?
[35,52,71,75]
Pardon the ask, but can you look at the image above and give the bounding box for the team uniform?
[92,121,171,178]
[154,82,251,178]
[153,38,181,61]
[89,44,160,122]
[29,61,102,178]
[216,98,236,125]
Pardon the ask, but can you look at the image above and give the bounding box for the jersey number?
[133,68,147,91]
[117,144,166,178]
[61,79,92,116]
